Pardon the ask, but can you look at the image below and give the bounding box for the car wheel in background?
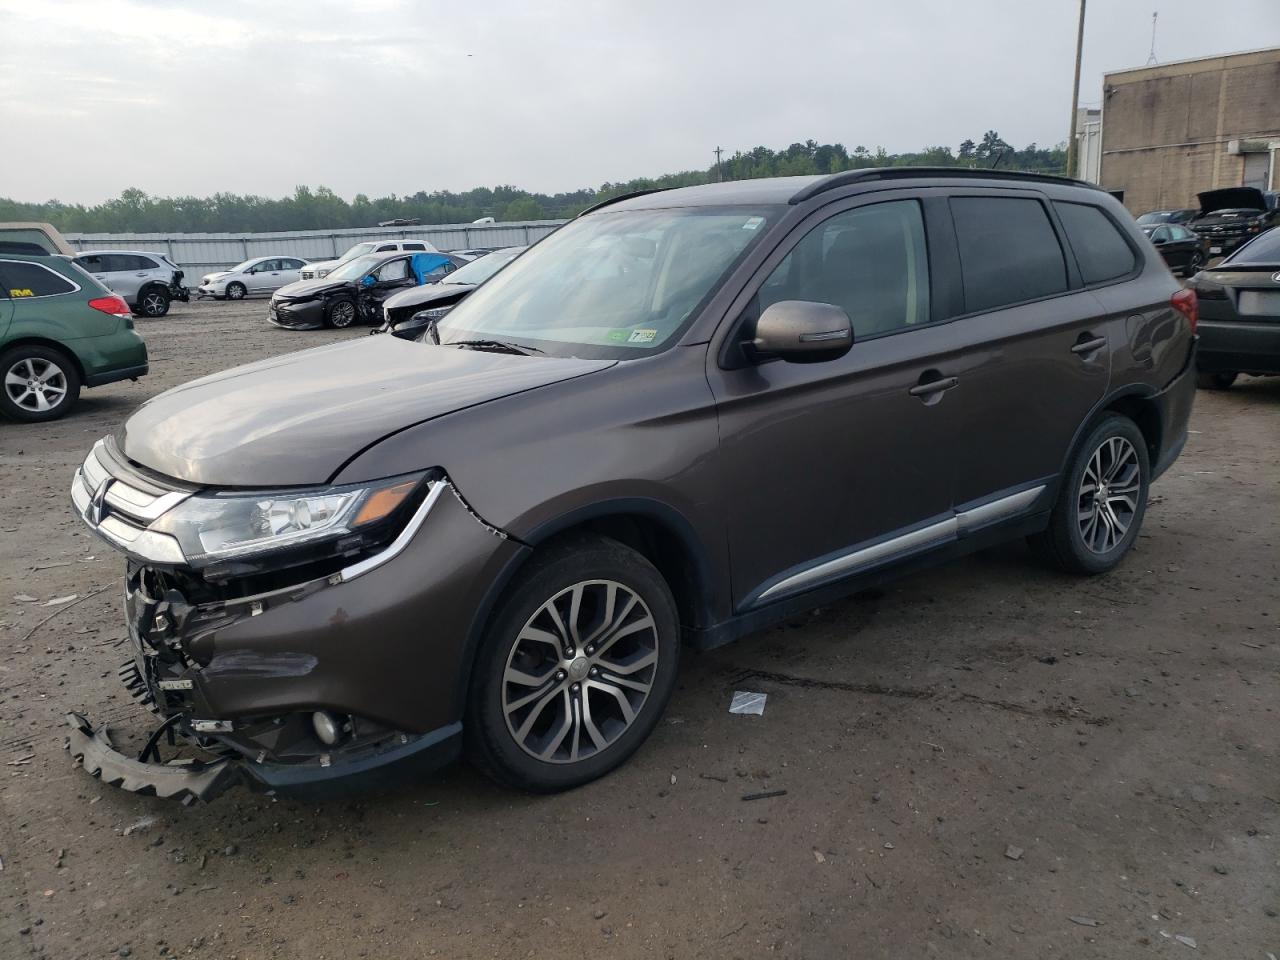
[0,345,82,423]
[225,282,246,300]
[1185,251,1205,276]
[466,536,680,792]
[1029,414,1149,576]
[1196,371,1237,390]
[325,298,357,328]
[138,288,171,318]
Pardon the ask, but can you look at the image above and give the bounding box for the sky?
[1,0,1277,205]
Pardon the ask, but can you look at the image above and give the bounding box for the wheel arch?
[0,337,86,380]
[1055,385,1163,499]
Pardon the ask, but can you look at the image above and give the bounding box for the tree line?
[1,132,1065,234]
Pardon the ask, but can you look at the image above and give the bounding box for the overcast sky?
[1,0,1277,204]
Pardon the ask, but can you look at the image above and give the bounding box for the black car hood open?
[118,337,615,487]
[1197,187,1267,216]
[383,282,472,313]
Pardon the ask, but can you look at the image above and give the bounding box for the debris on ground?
[13,594,38,603]
[122,817,157,837]
[729,691,767,716]
[813,850,826,863]
[41,594,79,607]
[1174,934,1197,949]
[1004,844,1024,861]
[1068,916,1100,926]
[740,789,787,802]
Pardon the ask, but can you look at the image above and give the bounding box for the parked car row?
[1138,187,1280,272]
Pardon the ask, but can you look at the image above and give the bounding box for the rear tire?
[137,287,170,318]
[1030,414,1149,575]
[0,345,82,423]
[1196,371,1237,390]
[466,536,680,792]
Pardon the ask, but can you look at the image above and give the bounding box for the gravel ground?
[1,298,1277,960]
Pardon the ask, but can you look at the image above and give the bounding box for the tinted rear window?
[950,197,1067,312]
[1,260,77,298]
[1053,202,1136,284]
[1227,228,1280,264]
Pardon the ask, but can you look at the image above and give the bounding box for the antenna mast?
[1147,11,1158,65]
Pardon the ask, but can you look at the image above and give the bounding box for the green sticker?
[627,328,657,343]
[606,329,630,343]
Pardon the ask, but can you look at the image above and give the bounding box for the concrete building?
[1074,107,1103,183]
[1098,47,1280,214]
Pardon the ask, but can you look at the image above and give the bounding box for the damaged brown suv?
[68,169,1198,802]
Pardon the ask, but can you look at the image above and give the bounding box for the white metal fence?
[62,220,567,278]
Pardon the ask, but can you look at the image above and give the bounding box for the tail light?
[1171,288,1198,334]
[88,295,132,318]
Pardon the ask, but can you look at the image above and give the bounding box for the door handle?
[908,375,959,397]
[1071,336,1107,355]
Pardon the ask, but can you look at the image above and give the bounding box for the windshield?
[1224,228,1280,265]
[446,247,525,286]
[326,254,381,282]
[436,207,775,359]
[228,259,259,273]
[338,242,378,262]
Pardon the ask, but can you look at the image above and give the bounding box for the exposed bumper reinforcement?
[65,712,242,806]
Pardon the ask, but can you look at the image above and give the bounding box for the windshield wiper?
[449,339,543,356]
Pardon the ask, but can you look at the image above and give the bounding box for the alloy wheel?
[331,301,356,327]
[1077,436,1140,554]
[227,283,245,300]
[502,579,659,764]
[4,357,68,413]
[142,292,167,316]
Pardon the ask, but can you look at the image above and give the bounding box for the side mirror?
[1152,236,1167,246]
[361,274,376,288]
[752,300,853,364]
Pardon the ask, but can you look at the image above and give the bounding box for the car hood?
[274,277,352,300]
[117,337,616,486]
[304,259,340,272]
[1197,187,1267,215]
[384,282,474,312]
[201,271,232,284]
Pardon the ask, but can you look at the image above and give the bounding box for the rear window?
[950,197,1067,312]
[1053,202,1137,284]
[402,242,427,251]
[1227,228,1280,264]
[0,260,78,298]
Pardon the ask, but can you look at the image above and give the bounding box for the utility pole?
[714,146,723,182]
[1065,0,1087,179]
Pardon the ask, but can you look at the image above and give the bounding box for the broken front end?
[67,437,521,804]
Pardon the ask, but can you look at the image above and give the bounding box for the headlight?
[150,473,427,566]
[418,306,453,321]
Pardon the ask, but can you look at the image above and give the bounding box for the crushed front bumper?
[66,712,241,806]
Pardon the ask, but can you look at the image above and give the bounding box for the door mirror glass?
[752,300,853,363]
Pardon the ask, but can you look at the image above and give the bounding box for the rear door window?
[1053,201,1137,284]
[950,197,1067,312]
[2,260,78,298]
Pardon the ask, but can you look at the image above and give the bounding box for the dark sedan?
[1186,226,1280,389]
[377,246,526,339]
[1141,223,1209,276]
[270,251,467,330]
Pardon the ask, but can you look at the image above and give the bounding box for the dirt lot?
[1,298,1277,960]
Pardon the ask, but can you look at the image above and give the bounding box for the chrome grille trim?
[71,441,191,565]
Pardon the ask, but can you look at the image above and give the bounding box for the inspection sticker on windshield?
[627,328,657,344]
[742,216,764,230]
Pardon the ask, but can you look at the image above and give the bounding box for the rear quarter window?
[0,260,78,299]
[950,196,1067,312]
[1053,201,1137,284]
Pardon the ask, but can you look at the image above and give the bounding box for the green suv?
[1,254,148,422]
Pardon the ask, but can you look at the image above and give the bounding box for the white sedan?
[197,257,308,300]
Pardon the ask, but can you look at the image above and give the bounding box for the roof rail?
[789,167,1099,204]
[576,188,668,217]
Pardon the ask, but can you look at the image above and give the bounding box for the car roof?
[594,167,1102,213]
[75,249,170,258]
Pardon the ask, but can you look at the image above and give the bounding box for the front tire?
[466,537,680,792]
[137,287,170,317]
[0,345,82,423]
[225,282,246,301]
[1030,415,1149,575]
[1197,371,1237,390]
[325,298,357,328]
